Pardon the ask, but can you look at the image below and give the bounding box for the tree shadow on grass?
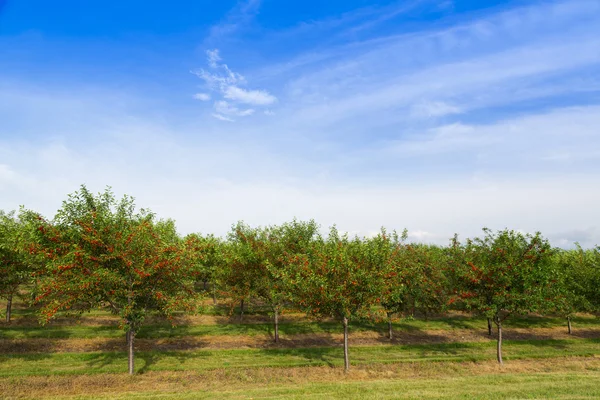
[429,316,478,330]
[0,324,121,340]
[266,347,337,368]
[137,351,158,374]
[85,351,123,372]
[84,348,205,375]
[508,338,577,350]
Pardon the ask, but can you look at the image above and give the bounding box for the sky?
[0,0,599,247]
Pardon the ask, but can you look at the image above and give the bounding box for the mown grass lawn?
[1,338,598,377]
[3,299,599,399]
[4,361,600,399]
[61,372,600,400]
[2,315,598,340]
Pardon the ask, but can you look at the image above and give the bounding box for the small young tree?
[568,245,600,316]
[281,227,394,372]
[446,237,494,335]
[25,186,198,374]
[262,220,319,342]
[184,233,225,304]
[549,247,592,334]
[382,242,448,339]
[222,222,262,321]
[0,210,30,323]
[225,220,319,338]
[449,228,555,364]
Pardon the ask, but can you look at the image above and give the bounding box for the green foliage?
[280,227,397,322]
[23,185,199,333]
[262,219,320,311]
[183,233,226,293]
[560,245,600,313]
[223,220,320,314]
[549,246,592,317]
[222,222,263,309]
[382,241,448,319]
[0,210,32,306]
[449,228,557,322]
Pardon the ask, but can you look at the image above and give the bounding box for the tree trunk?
[6,294,13,323]
[495,316,503,365]
[274,307,279,343]
[127,329,135,375]
[387,312,393,340]
[487,318,492,336]
[343,316,350,372]
[567,316,572,335]
[212,287,217,305]
[240,299,244,321]
[203,280,207,291]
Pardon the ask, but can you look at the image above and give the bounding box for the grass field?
[1,300,599,399]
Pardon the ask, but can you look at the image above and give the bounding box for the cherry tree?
[382,241,448,339]
[0,210,31,323]
[449,228,556,364]
[184,233,226,304]
[281,227,395,371]
[26,186,198,374]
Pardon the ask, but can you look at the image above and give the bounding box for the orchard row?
[1,185,599,374]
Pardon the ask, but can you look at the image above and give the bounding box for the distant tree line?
[1,186,599,374]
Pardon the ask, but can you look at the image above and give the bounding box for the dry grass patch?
[1,311,316,328]
[2,357,599,399]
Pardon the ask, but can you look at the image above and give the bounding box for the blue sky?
[1,0,599,247]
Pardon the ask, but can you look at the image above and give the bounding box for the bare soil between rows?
[2,327,599,354]
[1,312,317,327]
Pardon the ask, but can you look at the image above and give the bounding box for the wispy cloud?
[206,49,222,68]
[192,93,211,101]
[214,100,255,117]
[223,85,277,106]
[410,101,463,118]
[192,49,277,121]
[204,0,262,46]
[211,113,234,122]
[254,0,600,142]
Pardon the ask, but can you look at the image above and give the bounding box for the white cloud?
[269,0,600,133]
[0,164,18,184]
[214,100,255,117]
[547,228,598,249]
[410,101,462,118]
[283,35,600,130]
[206,49,222,68]
[223,85,277,105]
[193,93,211,101]
[211,113,234,122]
[204,0,262,46]
[192,49,277,120]
[192,65,243,90]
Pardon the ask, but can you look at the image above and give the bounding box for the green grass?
[55,371,600,399]
[0,338,597,377]
[2,301,600,399]
[6,300,273,318]
[2,315,598,340]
